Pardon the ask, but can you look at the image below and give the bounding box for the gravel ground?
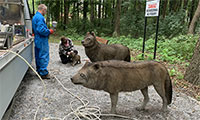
[8,43,200,120]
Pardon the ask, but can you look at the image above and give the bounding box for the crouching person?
[59,37,76,64]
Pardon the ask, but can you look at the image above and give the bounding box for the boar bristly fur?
[69,52,81,66]
[71,60,172,113]
[81,32,130,62]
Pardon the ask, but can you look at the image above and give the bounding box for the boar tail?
[125,55,131,62]
[165,74,173,105]
[125,49,131,62]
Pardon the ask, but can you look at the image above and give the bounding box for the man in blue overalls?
[32,4,54,79]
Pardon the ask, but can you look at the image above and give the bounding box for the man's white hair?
[38,4,47,11]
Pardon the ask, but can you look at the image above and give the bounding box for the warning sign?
[145,0,160,17]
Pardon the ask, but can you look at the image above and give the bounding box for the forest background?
[28,0,200,101]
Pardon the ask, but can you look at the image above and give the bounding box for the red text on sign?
[148,3,157,8]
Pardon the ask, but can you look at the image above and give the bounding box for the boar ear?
[83,61,91,67]
[93,63,100,70]
[86,32,90,36]
[90,31,95,37]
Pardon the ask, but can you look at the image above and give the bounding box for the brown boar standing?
[81,32,130,62]
[71,60,172,113]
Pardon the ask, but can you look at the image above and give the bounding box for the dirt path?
[9,43,200,120]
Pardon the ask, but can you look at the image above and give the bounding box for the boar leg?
[71,61,76,66]
[141,87,149,110]
[136,87,149,111]
[153,84,168,111]
[110,93,118,114]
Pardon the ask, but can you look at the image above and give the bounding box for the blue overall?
[32,12,50,76]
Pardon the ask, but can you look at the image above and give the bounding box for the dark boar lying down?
[81,32,130,62]
[71,60,172,113]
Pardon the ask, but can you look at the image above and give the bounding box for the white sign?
[145,0,160,17]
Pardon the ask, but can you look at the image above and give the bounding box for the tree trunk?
[111,0,116,29]
[64,0,70,25]
[184,38,200,85]
[113,0,121,37]
[83,0,89,31]
[105,0,108,19]
[77,1,80,20]
[188,0,200,34]
[183,0,188,21]
[55,1,60,22]
[184,0,188,9]
[94,0,97,20]
[174,0,181,12]
[102,0,105,18]
[162,0,168,19]
[121,0,128,15]
[98,0,101,26]
[72,1,76,21]
[98,0,101,19]
[105,0,112,19]
[90,0,94,23]
[64,0,67,24]
[83,0,88,20]
[46,2,50,28]
[189,0,196,27]
[60,0,63,25]
[169,0,173,12]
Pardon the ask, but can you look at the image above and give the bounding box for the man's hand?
[49,29,54,34]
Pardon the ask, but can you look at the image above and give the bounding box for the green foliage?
[135,53,154,61]
[159,10,188,38]
[49,29,84,43]
[135,54,144,60]
[197,96,200,101]
[30,0,200,38]
[107,34,199,63]
[173,80,177,86]
[120,1,146,38]
[169,68,184,79]
[158,35,198,62]
[68,19,93,35]
[120,4,188,38]
[51,28,198,64]
[169,68,176,77]
[177,72,184,80]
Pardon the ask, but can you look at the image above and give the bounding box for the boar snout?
[70,78,74,83]
[81,40,84,44]
[71,77,82,85]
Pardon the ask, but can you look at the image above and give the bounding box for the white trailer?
[0,0,34,119]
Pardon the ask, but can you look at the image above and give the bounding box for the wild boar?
[69,51,81,66]
[71,60,172,113]
[81,32,130,62]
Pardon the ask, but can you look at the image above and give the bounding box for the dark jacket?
[59,38,74,56]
